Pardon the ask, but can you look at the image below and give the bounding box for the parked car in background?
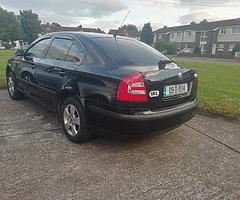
[20,45,29,51]
[6,32,198,143]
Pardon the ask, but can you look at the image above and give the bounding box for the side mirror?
[15,49,24,57]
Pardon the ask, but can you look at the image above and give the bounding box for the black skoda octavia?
[6,32,198,143]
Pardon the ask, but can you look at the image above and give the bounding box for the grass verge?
[0,49,15,87]
[177,60,240,116]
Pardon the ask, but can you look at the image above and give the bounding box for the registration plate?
[163,83,188,97]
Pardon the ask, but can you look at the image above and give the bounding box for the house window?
[220,28,226,35]
[185,31,191,36]
[201,32,207,37]
[200,32,207,42]
[170,32,174,37]
[228,44,235,51]
[218,44,224,51]
[232,27,240,34]
[176,32,181,37]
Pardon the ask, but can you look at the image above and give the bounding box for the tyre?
[61,96,93,143]
[7,72,24,100]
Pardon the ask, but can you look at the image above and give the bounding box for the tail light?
[116,72,148,102]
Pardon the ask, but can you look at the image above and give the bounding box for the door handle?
[45,66,55,72]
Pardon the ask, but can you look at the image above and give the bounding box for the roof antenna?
[113,10,131,38]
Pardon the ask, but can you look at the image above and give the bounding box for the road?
[0,89,240,199]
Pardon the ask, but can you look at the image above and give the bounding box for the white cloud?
[1,0,128,19]
[178,12,215,24]
[1,0,240,31]
[178,0,240,9]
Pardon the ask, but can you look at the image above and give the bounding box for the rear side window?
[45,38,73,61]
[65,41,85,63]
[93,37,169,66]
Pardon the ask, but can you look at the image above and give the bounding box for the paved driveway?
[0,89,240,199]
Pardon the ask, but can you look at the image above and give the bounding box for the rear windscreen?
[92,37,170,67]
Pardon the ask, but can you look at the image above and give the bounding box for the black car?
[6,32,198,143]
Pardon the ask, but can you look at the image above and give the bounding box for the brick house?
[108,29,141,40]
[153,18,240,55]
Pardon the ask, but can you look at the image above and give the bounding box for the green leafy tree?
[140,22,154,45]
[232,43,240,55]
[194,46,201,54]
[120,24,138,31]
[155,39,178,55]
[19,10,42,44]
[0,7,21,42]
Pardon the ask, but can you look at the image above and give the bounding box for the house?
[108,29,141,40]
[153,18,240,56]
[42,23,100,34]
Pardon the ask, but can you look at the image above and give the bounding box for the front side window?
[45,38,73,60]
[26,38,51,59]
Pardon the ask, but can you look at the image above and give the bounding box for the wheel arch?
[6,66,13,77]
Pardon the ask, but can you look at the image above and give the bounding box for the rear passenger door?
[35,36,85,107]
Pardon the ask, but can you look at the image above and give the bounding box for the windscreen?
[92,37,170,67]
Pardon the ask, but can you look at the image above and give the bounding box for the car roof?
[44,31,116,40]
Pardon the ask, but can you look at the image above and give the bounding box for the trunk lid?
[123,62,198,111]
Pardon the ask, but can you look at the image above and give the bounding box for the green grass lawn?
[176,60,240,116]
[0,49,15,86]
[1,50,240,116]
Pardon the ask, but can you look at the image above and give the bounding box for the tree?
[0,7,21,42]
[193,46,201,54]
[232,43,240,55]
[140,22,153,45]
[19,10,42,44]
[120,24,138,31]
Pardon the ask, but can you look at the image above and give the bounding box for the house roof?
[154,18,240,34]
[108,29,141,38]
[43,25,99,34]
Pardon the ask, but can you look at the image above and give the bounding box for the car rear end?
[89,36,198,137]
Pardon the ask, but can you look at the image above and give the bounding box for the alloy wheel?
[63,104,81,136]
[8,76,15,97]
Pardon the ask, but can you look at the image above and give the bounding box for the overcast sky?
[1,0,240,31]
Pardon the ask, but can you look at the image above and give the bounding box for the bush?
[194,46,201,54]
[2,42,12,49]
[232,43,240,55]
[155,39,178,55]
[155,40,167,53]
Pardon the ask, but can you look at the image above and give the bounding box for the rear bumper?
[88,100,198,136]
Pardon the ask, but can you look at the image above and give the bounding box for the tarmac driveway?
[0,89,240,199]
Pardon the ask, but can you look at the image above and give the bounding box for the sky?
[1,0,240,32]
